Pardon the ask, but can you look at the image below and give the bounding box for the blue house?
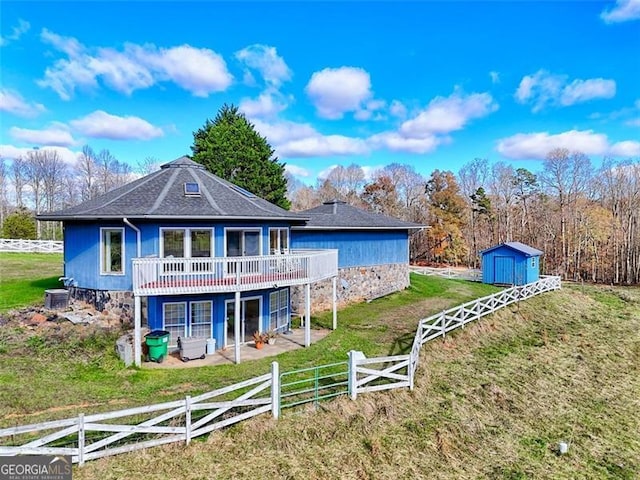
[290,200,420,311]
[38,157,419,366]
[480,242,543,285]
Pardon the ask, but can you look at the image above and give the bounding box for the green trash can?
[145,330,170,363]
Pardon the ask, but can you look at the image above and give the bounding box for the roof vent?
[229,184,256,198]
[184,182,201,197]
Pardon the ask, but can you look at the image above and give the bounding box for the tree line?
[1,103,637,285]
[287,150,640,285]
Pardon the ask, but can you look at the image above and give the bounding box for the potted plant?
[252,331,265,349]
[266,330,278,345]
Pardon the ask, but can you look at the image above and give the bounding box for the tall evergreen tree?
[191,104,290,209]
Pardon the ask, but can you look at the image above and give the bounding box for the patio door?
[225,298,261,346]
[226,229,261,274]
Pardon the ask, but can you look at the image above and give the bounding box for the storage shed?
[480,242,543,286]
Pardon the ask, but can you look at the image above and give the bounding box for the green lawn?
[0,272,500,422]
[0,253,63,313]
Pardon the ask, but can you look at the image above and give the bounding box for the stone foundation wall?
[291,263,410,313]
[69,287,134,326]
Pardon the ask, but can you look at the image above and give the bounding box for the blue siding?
[65,222,137,291]
[290,230,409,268]
[481,245,540,285]
[147,288,286,351]
[64,220,293,291]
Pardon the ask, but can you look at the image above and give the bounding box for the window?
[269,228,289,254]
[163,301,212,348]
[184,182,201,196]
[190,301,212,338]
[163,302,186,347]
[161,228,213,258]
[269,289,289,332]
[101,228,124,275]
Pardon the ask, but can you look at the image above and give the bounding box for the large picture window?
[161,228,213,258]
[100,228,124,275]
[269,288,289,332]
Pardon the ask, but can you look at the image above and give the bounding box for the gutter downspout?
[123,218,143,366]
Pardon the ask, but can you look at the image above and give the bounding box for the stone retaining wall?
[69,287,134,326]
[291,263,410,313]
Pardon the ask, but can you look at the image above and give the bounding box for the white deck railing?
[132,249,338,296]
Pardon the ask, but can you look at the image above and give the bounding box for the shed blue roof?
[481,242,543,257]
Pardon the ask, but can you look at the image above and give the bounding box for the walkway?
[143,328,331,369]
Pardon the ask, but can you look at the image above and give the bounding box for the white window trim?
[224,295,263,347]
[100,227,125,276]
[268,227,290,255]
[189,300,213,338]
[269,288,289,331]
[159,227,215,258]
[163,301,187,347]
[223,227,263,257]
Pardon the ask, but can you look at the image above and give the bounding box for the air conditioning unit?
[44,289,69,309]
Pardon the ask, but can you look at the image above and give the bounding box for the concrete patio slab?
[143,328,331,369]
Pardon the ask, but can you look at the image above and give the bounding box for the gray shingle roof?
[293,200,423,230]
[38,157,307,222]
[481,241,543,257]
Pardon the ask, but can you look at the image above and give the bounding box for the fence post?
[440,312,446,339]
[185,395,192,445]
[348,350,365,400]
[271,361,280,420]
[77,413,85,466]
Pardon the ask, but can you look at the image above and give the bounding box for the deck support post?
[332,276,337,330]
[234,291,241,364]
[134,295,142,367]
[304,283,311,347]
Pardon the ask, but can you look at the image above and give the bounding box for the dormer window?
[184,182,201,197]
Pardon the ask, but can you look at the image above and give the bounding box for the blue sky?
[1,1,639,184]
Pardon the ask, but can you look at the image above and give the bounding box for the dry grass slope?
[74,285,640,480]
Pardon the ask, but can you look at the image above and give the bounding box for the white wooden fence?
[0,238,63,253]
[349,275,562,399]
[0,370,275,465]
[0,276,561,464]
[410,265,482,282]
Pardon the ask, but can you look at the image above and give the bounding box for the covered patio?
[143,328,331,369]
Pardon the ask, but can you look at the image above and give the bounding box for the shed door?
[494,256,515,285]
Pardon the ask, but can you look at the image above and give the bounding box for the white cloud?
[253,119,368,158]
[70,110,164,140]
[239,92,289,118]
[601,0,640,23]
[305,67,373,119]
[609,140,640,156]
[361,165,386,181]
[0,144,80,164]
[626,118,640,127]
[560,78,616,106]
[9,126,76,147]
[285,164,311,177]
[0,89,45,117]
[354,99,386,121]
[318,165,339,180]
[489,71,500,84]
[389,100,407,118]
[515,70,616,112]
[400,91,498,137]
[368,131,442,154]
[278,135,369,158]
[38,30,232,99]
[235,44,292,87]
[496,129,640,159]
[0,19,30,46]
